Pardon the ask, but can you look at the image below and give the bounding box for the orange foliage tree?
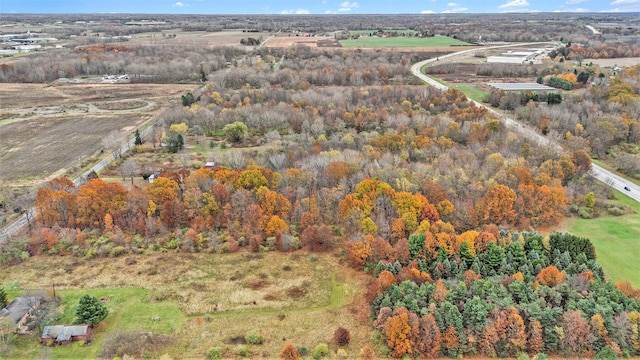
[383,307,414,358]
[280,342,300,360]
[475,185,517,226]
[536,265,566,287]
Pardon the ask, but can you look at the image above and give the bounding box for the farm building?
[0,296,41,334]
[487,82,557,92]
[41,325,92,345]
[487,49,545,64]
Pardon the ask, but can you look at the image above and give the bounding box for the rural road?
[0,124,157,241]
[410,43,640,204]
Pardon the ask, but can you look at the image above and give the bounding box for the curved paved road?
[411,45,640,203]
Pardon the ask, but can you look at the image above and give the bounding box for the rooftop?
[486,82,557,92]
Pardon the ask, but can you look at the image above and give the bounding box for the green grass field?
[340,35,473,48]
[9,288,185,359]
[349,29,417,35]
[423,75,488,103]
[567,189,640,286]
[452,84,488,103]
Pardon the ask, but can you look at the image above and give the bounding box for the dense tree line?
[26,43,604,258]
[496,64,640,177]
[367,232,640,358]
[0,45,244,83]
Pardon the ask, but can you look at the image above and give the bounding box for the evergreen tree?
[0,287,6,307]
[134,129,143,146]
[75,294,108,326]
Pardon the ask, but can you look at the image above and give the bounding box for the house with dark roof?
[41,325,92,345]
[0,296,41,334]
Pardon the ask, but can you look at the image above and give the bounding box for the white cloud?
[325,9,337,13]
[280,9,311,14]
[610,0,638,3]
[556,7,590,11]
[421,9,436,13]
[341,1,359,8]
[565,0,587,4]
[173,2,187,7]
[442,7,468,12]
[447,2,458,6]
[498,0,529,8]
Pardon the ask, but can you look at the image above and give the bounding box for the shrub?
[595,346,618,359]
[236,345,249,357]
[607,206,625,216]
[101,330,173,358]
[312,343,329,359]
[244,331,263,345]
[207,346,223,360]
[336,348,348,359]
[578,207,593,219]
[534,354,548,360]
[333,327,351,346]
[296,345,309,356]
[110,246,126,258]
[281,343,300,360]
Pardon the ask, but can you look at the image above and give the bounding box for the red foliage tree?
[333,327,351,346]
[300,224,334,251]
[417,313,441,358]
[562,310,593,355]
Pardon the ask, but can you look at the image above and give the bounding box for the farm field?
[0,83,193,186]
[262,34,336,48]
[1,252,369,359]
[127,29,273,47]
[339,35,474,48]
[349,29,417,35]
[584,57,640,67]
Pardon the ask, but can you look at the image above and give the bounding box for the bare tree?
[0,317,15,358]
[223,150,246,170]
[120,158,139,184]
[12,192,35,233]
[177,150,191,169]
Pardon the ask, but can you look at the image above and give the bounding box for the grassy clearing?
[349,29,417,35]
[423,75,488,102]
[8,288,185,359]
[1,252,370,358]
[340,35,473,48]
[565,190,640,286]
[0,118,18,127]
[452,84,488,102]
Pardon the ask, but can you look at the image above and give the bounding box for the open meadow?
[127,29,273,47]
[561,161,640,286]
[1,252,370,359]
[339,35,475,48]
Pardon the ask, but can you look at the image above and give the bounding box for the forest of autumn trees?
[14,31,640,358]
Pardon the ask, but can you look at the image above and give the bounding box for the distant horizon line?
[1,11,639,15]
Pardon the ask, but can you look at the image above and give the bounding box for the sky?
[1,0,639,14]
